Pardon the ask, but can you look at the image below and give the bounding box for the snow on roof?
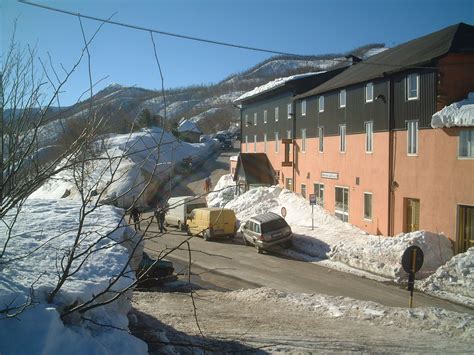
[431,93,474,128]
[178,119,202,133]
[234,71,325,103]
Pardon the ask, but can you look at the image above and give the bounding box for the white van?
[165,196,207,231]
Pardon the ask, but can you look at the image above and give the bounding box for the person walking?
[129,205,141,231]
[155,205,168,233]
[204,176,212,193]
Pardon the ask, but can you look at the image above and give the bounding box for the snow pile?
[206,173,235,207]
[235,71,325,103]
[330,231,453,280]
[32,128,215,207]
[419,248,474,307]
[211,178,454,281]
[431,93,474,128]
[0,199,147,354]
[223,287,473,339]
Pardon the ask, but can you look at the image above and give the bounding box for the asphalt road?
[142,219,472,314]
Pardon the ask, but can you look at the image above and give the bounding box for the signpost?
[309,194,316,230]
[401,245,424,308]
[281,206,287,219]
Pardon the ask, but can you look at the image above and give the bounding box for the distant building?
[178,119,202,143]
[236,23,474,253]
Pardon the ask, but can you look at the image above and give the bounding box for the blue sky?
[2,0,473,106]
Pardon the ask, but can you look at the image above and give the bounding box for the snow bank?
[431,93,474,128]
[223,287,473,340]
[211,180,454,280]
[419,248,474,307]
[235,71,325,103]
[206,173,235,207]
[32,128,215,208]
[0,199,147,354]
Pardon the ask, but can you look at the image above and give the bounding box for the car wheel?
[242,236,249,246]
[256,245,263,254]
[203,231,211,241]
[177,221,182,231]
[186,226,192,236]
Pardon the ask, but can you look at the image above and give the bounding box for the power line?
[19,0,449,71]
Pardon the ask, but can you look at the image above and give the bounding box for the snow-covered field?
[207,176,472,306]
[0,199,147,354]
[32,128,217,208]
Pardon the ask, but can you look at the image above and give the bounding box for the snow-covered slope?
[0,199,147,354]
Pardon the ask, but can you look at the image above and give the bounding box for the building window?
[318,127,324,153]
[275,107,279,122]
[335,186,349,222]
[407,120,418,155]
[339,125,346,153]
[254,134,257,152]
[365,82,374,103]
[254,112,257,126]
[275,132,279,153]
[319,96,324,112]
[245,114,248,127]
[301,128,307,153]
[339,89,346,108]
[245,135,248,152]
[285,178,293,191]
[287,130,292,155]
[287,103,292,119]
[301,184,306,199]
[264,110,267,124]
[364,192,373,220]
[365,121,373,153]
[407,74,419,100]
[459,130,474,158]
[301,100,307,116]
[314,183,324,207]
[274,170,280,182]
[263,133,267,153]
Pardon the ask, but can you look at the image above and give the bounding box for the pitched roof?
[178,119,202,133]
[233,153,275,185]
[296,23,474,100]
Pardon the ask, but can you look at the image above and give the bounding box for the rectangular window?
[274,170,280,182]
[407,120,418,155]
[263,110,267,124]
[245,114,248,127]
[275,107,279,122]
[285,178,293,191]
[263,133,267,153]
[365,121,373,153]
[459,130,474,158]
[254,112,257,126]
[301,184,306,199]
[275,132,279,153]
[245,135,248,152]
[365,82,374,102]
[287,130,292,155]
[339,125,346,153]
[364,193,373,220]
[319,96,325,112]
[314,183,324,207]
[287,103,292,119]
[301,128,307,152]
[318,127,324,152]
[339,89,346,108]
[335,187,349,222]
[301,100,307,116]
[407,74,419,100]
[254,134,257,152]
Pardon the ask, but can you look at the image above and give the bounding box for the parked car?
[165,196,207,230]
[221,139,233,150]
[136,252,175,288]
[186,207,237,240]
[241,212,292,253]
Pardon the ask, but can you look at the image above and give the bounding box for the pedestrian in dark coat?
[129,206,141,231]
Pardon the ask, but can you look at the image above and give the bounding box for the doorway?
[457,205,474,254]
[404,198,420,232]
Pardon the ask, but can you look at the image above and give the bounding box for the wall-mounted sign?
[321,172,339,180]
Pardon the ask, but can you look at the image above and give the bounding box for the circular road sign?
[281,206,287,218]
[402,245,424,273]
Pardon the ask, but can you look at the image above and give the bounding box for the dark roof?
[235,66,348,105]
[233,153,275,185]
[296,23,474,99]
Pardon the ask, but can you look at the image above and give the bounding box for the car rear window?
[261,218,288,233]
